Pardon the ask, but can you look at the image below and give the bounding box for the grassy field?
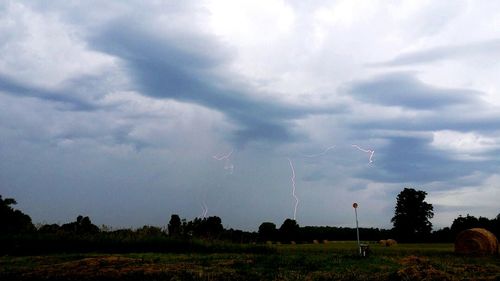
[1,242,499,280]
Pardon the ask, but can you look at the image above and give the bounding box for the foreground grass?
[1,242,499,280]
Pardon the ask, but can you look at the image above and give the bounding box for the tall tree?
[258,222,277,242]
[168,214,181,236]
[391,188,433,242]
[0,195,35,234]
[204,216,223,239]
[279,219,300,242]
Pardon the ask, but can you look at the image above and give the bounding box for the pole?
[353,203,361,255]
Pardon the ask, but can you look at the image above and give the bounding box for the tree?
[168,214,181,236]
[204,216,223,239]
[60,215,99,234]
[0,195,35,234]
[450,214,499,239]
[493,214,500,238]
[258,222,277,242]
[450,214,479,235]
[184,216,224,239]
[391,188,433,242]
[279,219,300,242]
[38,224,61,234]
[136,225,163,237]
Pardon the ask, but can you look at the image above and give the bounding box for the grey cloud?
[301,170,326,182]
[357,136,484,184]
[375,38,500,66]
[350,109,500,134]
[0,75,150,151]
[349,72,480,109]
[0,74,98,111]
[3,1,499,230]
[88,19,335,146]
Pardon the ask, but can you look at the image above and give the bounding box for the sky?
[1,0,499,231]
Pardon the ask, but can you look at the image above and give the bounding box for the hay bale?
[379,239,397,247]
[313,239,319,244]
[322,240,329,244]
[386,239,397,246]
[455,228,498,255]
[290,241,296,245]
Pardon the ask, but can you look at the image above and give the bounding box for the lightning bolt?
[200,201,208,218]
[212,149,233,161]
[213,149,234,174]
[287,158,299,221]
[351,144,375,163]
[303,145,336,157]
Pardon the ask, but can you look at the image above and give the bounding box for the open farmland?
[1,242,499,281]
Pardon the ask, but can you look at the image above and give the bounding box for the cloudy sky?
[1,0,499,230]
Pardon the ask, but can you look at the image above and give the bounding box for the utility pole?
[353,202,361,255]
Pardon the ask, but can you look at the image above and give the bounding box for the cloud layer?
[1,0,499,230]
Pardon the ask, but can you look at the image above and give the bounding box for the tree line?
[1,189,499,255]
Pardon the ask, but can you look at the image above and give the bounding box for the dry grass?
[1,242,499,280]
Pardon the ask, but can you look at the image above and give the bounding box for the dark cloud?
[88,19,336,146]
[0,74,98,111]
[349,72,479,109]
[374,38,500,66]
[349,109,500,133]
[1,1,498,230]
[359,136,481,184]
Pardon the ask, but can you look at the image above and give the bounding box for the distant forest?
[1,193,499,255]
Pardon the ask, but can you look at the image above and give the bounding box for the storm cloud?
[1,1,499,230]
[349,72,479,109]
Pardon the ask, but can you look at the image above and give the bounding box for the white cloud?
[429,174,500,227]
[0,2,115,88]
[431,130,500,160]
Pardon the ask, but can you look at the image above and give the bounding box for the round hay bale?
[379,239,397,246]
[455,228,498,255]
[313,239,319,244]
[322,240,329,244]
[386,239,397,246]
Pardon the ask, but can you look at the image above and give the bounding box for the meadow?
[1,241,499,281]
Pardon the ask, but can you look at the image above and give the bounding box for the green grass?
[1,242,499,280]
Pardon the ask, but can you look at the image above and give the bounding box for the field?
[1,242,499,281]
